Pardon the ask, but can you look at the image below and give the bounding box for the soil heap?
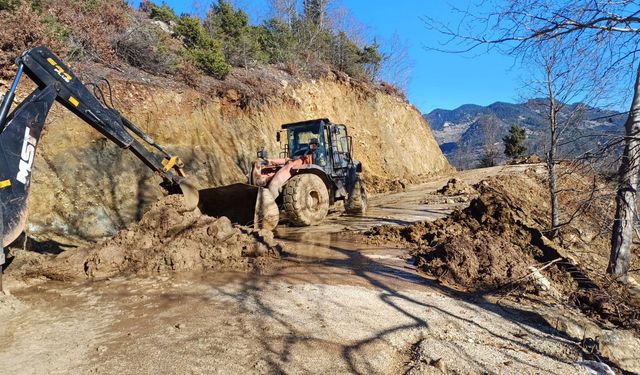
[8,195,281,281]
[367,169,640,332]
[435,178,476,196]
[369,172,552,290]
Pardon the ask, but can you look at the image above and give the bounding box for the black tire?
[283,174,330,226]
[345,178,368,215]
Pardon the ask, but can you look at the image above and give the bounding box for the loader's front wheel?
[283,174,329,226]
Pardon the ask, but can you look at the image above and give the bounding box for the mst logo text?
[17,127,36,184]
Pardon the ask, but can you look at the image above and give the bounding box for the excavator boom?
[0,46,198,249]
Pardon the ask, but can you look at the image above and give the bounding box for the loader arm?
[0,46,197,250]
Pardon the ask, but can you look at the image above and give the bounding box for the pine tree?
[502,124,527,159]
[205,0,264,67]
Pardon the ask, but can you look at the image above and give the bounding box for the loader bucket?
[198,183,280,230]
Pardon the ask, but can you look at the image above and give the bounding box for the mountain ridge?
[424,99,625,169]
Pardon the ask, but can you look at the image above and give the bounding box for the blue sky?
[135,0,524,114]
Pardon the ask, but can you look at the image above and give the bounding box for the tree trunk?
[546,71,560,238]
[547,155,560,236]
[609,63,640,282]
[547,117,559,235]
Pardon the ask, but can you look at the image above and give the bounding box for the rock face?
[25,73,450,242]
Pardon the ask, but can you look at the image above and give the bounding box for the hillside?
[22,64,450,243]
[0,1,451,242]
[425,99,625,169]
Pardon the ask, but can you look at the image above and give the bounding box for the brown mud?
[367,171,552,291]
[7,195,281,282]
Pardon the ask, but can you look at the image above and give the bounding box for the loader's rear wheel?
[345,178,368,215]
[283,174,329,226]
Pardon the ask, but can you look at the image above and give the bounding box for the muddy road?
[0,165,589,374]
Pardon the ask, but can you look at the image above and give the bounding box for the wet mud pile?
[369,172,553,291]
[420,177,477,205]
[11,195,282,281]
[367,169,640,332]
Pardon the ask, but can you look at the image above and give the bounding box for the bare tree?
[477,115,501,168]
[424,0,640,281]
[268,0,298,28]
[328,5,367,46]
[379,33,414,92]
[610,65,640,280]
[526,40,606,237]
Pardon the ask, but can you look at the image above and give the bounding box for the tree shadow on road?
[199,231,600,374]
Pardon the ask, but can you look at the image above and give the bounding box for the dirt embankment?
[20,66,450,243]
[6,195,281,282]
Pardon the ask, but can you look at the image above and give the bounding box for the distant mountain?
[425,99,625,169]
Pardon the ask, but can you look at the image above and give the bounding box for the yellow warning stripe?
[162,156,177,171]
[0,180,11,188]
[69,96,79,107]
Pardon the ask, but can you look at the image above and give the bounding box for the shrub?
[189,47,229,79]
[0,2,65,79]
[46,0,130,62]
[114,15,177,75]
[40,13,72,43]
[178,60,199,87]
[175,15,212,49]
[175,14,230,78]
[0,0,19,11]
[206,0,248,39]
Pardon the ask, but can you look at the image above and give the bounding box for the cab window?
[288,124,321,157]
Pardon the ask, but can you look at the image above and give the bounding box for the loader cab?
[280,119,354,176]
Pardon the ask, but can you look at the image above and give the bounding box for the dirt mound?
[12,195,281,281]
[508,154,544,165]
[436,178,476,196]
[368,168,640,332]
[364,175,411,193]
[370,172,554,290]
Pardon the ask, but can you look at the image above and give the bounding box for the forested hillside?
[0,0,387,86]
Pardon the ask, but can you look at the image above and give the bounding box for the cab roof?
[281,118,331,130]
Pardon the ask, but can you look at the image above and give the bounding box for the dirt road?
[0,165,590,374]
